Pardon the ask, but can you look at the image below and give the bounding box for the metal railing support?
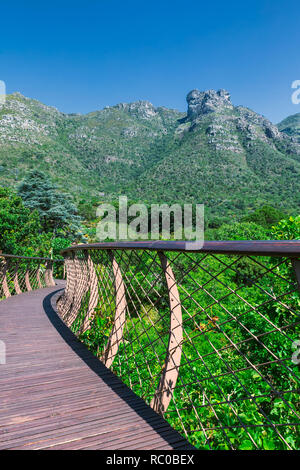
[150,252,183,415]
[292,259,300,292]
[13,262,22,294]
[2,260,11,298]
[100,252,127,368]
[68,257,89,328]
[81,253,99,333]
[25,269,32,291]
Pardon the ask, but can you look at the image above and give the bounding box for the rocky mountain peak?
[112,100,157,119]
[0,90,299,220]
[186,88,233,120]
[11,92,26,98]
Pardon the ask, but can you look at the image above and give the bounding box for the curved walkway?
[0,284,191,450]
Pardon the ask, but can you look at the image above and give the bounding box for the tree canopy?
[0,186,52,256]
[241,205,287,229]
[18,170,82,237]
[214,221,268,241]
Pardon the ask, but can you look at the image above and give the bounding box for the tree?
[18,170,82,238]
[241,205,287,229]
[214,221,268,241]
[0,186,52,256]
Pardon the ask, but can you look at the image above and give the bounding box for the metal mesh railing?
[57,241,300,450]
[0,254,62,299]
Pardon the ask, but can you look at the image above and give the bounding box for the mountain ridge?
[0,89,299,223]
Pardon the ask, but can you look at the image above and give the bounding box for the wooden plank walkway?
[0,283,192,450]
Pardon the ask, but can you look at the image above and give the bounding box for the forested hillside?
[278,112,300,142]
[0,89,299,224]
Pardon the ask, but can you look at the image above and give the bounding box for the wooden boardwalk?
[0,284,191,450]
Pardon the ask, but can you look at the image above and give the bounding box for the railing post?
[67,256,89,328]
[100,252,127,368]
[36,264,42,289]
[150,252,183,415]
[57,254,76,321]
[13,262,22,294]
[25,269,32,291]
[44,262,49,286]
[1,259,11,298]
[292,259,300,292]
[45,260,55,287]
[81,253,100,333]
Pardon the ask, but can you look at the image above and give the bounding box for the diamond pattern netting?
[58,248,300,450]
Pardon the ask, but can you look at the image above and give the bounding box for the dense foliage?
[0,92,300,222]
[213,221,269,241]
[0,186,52,256]
[0,176,79,259]
[271,216,300,240]
[241,205,287,229]
[278,112,300,142]
[67,211,300,450]
[73,244,299,450]
[0,167,298,450]
[18,170,82,237]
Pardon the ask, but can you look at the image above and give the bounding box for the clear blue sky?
[0,0,299,123]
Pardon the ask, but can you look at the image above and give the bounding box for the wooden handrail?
[61,240,300,257]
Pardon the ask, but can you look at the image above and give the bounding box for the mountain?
[126,89,300,222]
[278,113,300,142]
[0,92,182,199]
[0,90,299,223]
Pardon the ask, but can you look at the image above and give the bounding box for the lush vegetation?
[0,186,51,257]
[0,165,299,450]
[1,90,299,450]
[18,170,82,237]
[72,245,299,450]
[0,170,83,262]
[66,212,300,450]
[278,112,300,142]
[1,92,300,223]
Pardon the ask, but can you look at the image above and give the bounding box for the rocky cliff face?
[110,100,158,119]
[0,89,299,220]
[0,92,62,145]
[181,88,300,157]
[186,89,233,119]
[129,89,300,219]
